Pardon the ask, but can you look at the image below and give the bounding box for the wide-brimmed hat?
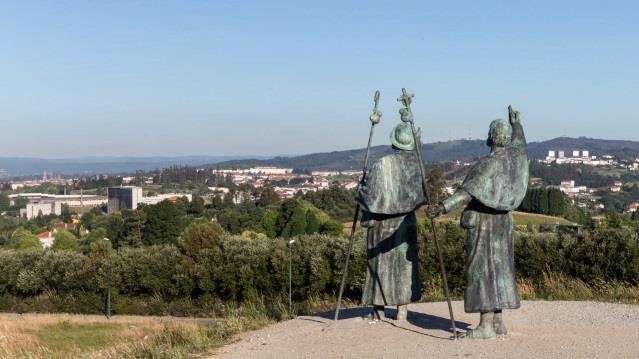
[390,122,421,151]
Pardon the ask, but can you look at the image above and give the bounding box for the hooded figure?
[429,106,529,339]
[357,120,425,321]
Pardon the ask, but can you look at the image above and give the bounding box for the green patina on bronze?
[357,122,424,307]
[438,106,529,338]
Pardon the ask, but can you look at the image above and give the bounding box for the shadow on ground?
[313,307,472,335]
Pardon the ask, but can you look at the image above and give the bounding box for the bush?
[8,228,41,250]
[51,230,80,252]
[0,223,637,315]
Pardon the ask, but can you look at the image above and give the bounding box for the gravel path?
[213,301,639,358]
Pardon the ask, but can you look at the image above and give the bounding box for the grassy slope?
[427,208,575,226]
[345,209,575,231]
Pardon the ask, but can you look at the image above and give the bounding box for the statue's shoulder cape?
[358,151,425,215]
[461,145,529,211]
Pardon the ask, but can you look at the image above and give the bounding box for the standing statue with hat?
[356,107,425,321]
[428,106,529,339]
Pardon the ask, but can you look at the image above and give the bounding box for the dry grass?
[0,313,196,358]
[421,272,639,305]
[0,308,273,359]
[518,272,639,304]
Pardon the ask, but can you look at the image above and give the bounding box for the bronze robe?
[443,119,529,313]
[357,150,424,306]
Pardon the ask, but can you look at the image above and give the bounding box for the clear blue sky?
[1,1,637,157]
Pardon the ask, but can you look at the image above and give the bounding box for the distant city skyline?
[1,1,638,157]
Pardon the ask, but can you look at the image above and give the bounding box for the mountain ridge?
[3,137,639,178]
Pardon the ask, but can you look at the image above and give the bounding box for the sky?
[1,1,638,158]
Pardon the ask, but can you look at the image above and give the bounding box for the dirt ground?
[214,301,639,359]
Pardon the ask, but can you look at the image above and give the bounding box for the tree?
[0,193,10,211]
[257,209,278,238]
[104,214,125,248]
[142,200,185,246]
[210,194,223,209]
[83,227,108,252]
[51,230,80,252]
[538,189,549,214]
[60,204,72,223]
[190,196,205,215]
[281,206,307,238]
[257,187,280,207]
[426,166,445,204]
[275,199,299,235]
[305,210,321,234]
[320,220,344,236]
[547,188,566,216]
[13,197,28,209]
[121,209,146,247]
[9,228,41,250]
[606,211,623,229]
[180,220,226,257]
[80,207,104,231]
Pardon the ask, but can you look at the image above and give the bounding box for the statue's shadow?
[315,307,471,338]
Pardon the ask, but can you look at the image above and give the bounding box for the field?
[0,311,272,358]
[345,209,574,233]
[434,208,575,226]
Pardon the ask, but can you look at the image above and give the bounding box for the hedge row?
[0,222,637,315]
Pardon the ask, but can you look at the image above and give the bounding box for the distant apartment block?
[544,150,613,166]
[107,186,143,214]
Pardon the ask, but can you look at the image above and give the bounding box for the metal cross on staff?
[398,88,458,340]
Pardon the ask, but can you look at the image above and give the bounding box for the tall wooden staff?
[334,90,381,321]
[398,88,458,339]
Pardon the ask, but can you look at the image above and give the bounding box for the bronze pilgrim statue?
[356,111,425,321]
[429,106,529,339]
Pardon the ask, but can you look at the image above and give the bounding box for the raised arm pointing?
[508,105,526,148]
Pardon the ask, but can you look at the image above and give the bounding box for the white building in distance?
[559,180,588,198]
[139,193,193,206]
[544,150,612,166]
[21,200,62,219]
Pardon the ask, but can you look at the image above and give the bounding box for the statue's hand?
[399,108,413,123]
[361,219,377,228]
[508,106,520,124]
[369,111,382,125]
[427,204,446,219]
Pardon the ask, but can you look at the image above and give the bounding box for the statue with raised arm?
[356,111,425,321]
[429,106,529,339]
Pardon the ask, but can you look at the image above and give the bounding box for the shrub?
[8,228,41,250]
[0,225,637,315]
[51,230,80,252]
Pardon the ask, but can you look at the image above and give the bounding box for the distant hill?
[215,137,639,171]
[4,137,637,178]
[0,156,268,179]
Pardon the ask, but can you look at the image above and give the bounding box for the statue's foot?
[460,326,497,340]
[396,305,408,321]
[363,312,379,321]
[493,311,508,335]
[364,306,385,321]
[493,322,508,335]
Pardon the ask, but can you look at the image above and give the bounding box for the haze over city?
[1,0,638,157]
